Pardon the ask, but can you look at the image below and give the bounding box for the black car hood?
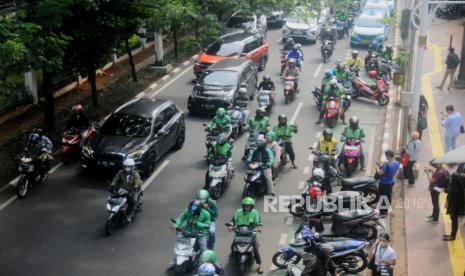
[194,85,234,98]
[90,134,146,154]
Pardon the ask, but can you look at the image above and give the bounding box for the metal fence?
[0,73,31,116]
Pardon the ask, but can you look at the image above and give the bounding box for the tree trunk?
[88,67,98,107]
[125,38,137,82]
[42,71,55,131]
[173,29,179,59]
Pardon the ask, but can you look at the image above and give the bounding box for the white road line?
[312,142,318,149]
[316,131,322,138]
[298,181,306,190]
[141,160,170,191]
[0,183,11,193]
[303,166,310,175]
[8,176,19,186]
[290,102,303,124]
[182,60,190,66]
[135,92,146,98]
[49,162,63,174]
[286,215,294,226]
[278,233,288,246]
[149,66,192,99]
[269,264,278,271]
[276,37,282,43]
[161,75,170,82]
[313,63,323,77]
[0,195,16,211]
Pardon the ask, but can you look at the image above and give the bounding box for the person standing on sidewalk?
[443,173,465,241]
[437,47,460,90]
[375,150,400,217]
[417,95,429,139]
[440,105,462,152]
[368,233,397,276]
[403,131,421,186]
[424,162,448,224]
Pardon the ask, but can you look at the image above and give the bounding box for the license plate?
[99,161,115,167]
[327,110,337,113]
[361,39,370,44]
[203,104,215,109]
[293,30,303,35]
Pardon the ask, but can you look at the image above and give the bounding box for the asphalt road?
[0,27,384,276]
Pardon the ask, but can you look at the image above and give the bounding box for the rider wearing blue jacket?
[287,45,303,68]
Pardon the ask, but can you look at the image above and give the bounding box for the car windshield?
[206,41,242,56]
[199,70,237,87]
[227,16,254,28]
[100,114,152,138]
[286,15,307,24]
[356,16,384,28]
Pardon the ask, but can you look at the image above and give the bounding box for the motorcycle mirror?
[308,147,314,150]
[170,218,176,223]
[202,123,207,127]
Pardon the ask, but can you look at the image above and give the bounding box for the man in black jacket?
[437,47,460,90]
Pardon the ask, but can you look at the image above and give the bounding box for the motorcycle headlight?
[127,146,148,160]
[82,144,94,157]
[194,59,200,66]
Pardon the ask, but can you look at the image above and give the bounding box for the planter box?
[393,72,404,86]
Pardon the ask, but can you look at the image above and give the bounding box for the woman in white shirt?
[369,233,397,276]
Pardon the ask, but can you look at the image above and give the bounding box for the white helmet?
[123,158,136,173]
[239,87,247,95]
[329,79,338,86]
[313,168,325,179]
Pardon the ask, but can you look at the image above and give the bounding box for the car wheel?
[173,127,185,150]
[142,152,156,178]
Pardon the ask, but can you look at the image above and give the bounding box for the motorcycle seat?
[341,177,376,186]
[325,239,366,252]
[333,209,372,222]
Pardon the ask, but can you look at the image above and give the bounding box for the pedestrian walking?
[440,105,462,152]
[443,173,465,241]
[417,95,429,139]
[437,47,460,90]
[424,162,449,224]
[403,131,421,186]
[375,150,400,216]
[368,233,397,276]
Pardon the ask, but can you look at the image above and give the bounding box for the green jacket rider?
[334,59,349,82]
[173,201,211,236]
[248,107,270,133]
[207,134,232,160]
[207,107,231,133]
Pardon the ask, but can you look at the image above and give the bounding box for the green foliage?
[378,15,397,27]
[395,49,408,72]
[179,36,201,54]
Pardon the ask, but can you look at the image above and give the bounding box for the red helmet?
[72,104,83,112]
[368,70,378,78]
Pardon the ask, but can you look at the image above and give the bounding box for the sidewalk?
[404,18,465,276]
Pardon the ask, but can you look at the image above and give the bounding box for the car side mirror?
[157,129,167,136]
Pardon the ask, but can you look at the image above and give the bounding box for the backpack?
[448,53,460,68]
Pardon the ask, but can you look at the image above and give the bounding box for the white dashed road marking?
[141,160,170,191]
[313,62,323,77]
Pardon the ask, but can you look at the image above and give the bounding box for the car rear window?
[355,16,384,28]
[101,114,152,138]
[227,16,254,28]
[199,70,237,86]
[206,41,242,57]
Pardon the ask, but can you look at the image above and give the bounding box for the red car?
[193,31,269,78]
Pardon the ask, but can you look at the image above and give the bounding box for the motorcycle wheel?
[343,99,351,112]
[16,175,29,199]
[344,160,358,177]
[209,185,222,200]
[377,94,390,106]
[289,203,304,217]
[285,93,289,104]
[62,152,71,165]
[326,117,336,128]
[238,262,247,275]
[338,251,368,273]
[363,187,379,205]
[231,127,239,139]
[105,217,117,236]
[272,251,301,269]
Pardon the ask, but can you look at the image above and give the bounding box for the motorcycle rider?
[321,69,335,92]
[233,87,250,126]
[25,132,52,179]
[367,52,379,72]
[265,131,282,179]
[316,129,338,167]
[296,43,304,61]
[334,59,349,83]
[248,108,270,134]
[273,114,298,168]
[282,37,295,52]
[207,107,231,137]
[257,74,276,106]
[287,45,303,69]
[171,200,211,251]
[197,250,225,276]
[195,190,219,250]
[316,79,346,125]
[247,137,275,196]
[340,116,366,171]
[380,44,393,61]
[32,128,53,153]
[283,59,300,92]
[320,23,337,44]
[207,134,232,162]
[65,104,90,147]
[110,158,142,222]
[364,50,373,71]
[345,50,362,75]
[228,197,264,274]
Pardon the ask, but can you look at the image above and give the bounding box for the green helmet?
[216,107,226,117]
[200,249,217,263]
[265,131,277,141]
[195,189,210,203]
[278,114,287,122]
[241,197,255,206]
[336,59,344,68]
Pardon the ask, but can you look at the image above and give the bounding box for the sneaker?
[426,218,438,224]
[425,215,433,219]
[257,266,264,274]
[443,236,455,241]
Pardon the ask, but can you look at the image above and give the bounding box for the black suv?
[188,58,258,115]
[81,98,185,177]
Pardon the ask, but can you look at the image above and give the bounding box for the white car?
[350,11,388,49]
[367,0,394,12]
[282,13,319,43]
[225,10,267,36]
[363,1,391,16]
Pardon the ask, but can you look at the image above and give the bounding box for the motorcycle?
[275,224,369,273]
[336,20,345,39]
[339,79,353,112]
[225,222,261,275]
[275,138,289,175]
[367,56,379,72]
[283,76,298,104]
[338,176,379,205]
[323,96,340,128]
[243,128,260,161]
[436,4,458,19]
[352,76,390,106]
[242,162,267,198]
[203,125,225,157]
[339,139,362,177]
[169,219,202,273]
[15,151,51,199]
[311,87,323,110]
[206,157,233,200]
[257,89,274,114]
[62,126,95,164]
[378,59,393,81]
[228,106,246,139]
[105,187,143,235]
[321,40,333,63]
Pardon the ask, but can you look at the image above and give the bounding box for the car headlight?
[282,25,290,33]
[127,146,148,159]
[82,144,94,157]
[194,60,200,66]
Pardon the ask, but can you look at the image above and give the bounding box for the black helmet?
[349,116,359,127]
[263,74,271,82]
[188,200,202,216]
[323,128,333,137]
[278,114,287,123]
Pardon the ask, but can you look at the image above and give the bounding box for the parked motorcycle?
[62,126,95,164]
[15,151,52,199]
[339,139,362,177]
[242,162,267,198]
[169,219,202,273]
[321,40,333,63]
[105,187,142,235]
[378,59,393,81]
[352,76,390,106]
[323,96,340,128]
[339,176,379,205]
[274,224,369,273]
[257,89,274,114]
[311,87,323,110]
[225,222,261,275]
[283,76,298,104]
[206,157,233,200]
